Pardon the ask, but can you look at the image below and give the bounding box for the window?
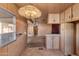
[0,17,16,47]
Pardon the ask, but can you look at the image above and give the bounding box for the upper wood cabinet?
[60,11,65,23]
[72,4,79,21]
[65,7,72,22]
[48,14,60,24]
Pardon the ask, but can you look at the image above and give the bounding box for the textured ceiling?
[16,3,74,22]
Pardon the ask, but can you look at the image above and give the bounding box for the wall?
[38,23,52,36]
[0,18,27,56]
[7,19,27,56]
[0,4,27,56]
[28,22,52,37]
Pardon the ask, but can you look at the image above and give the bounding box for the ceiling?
[16,3,74,22]
[0,8,15,24]
[0,8,14,18]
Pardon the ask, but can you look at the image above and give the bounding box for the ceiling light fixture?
[18,5,42,36]
[18,5,41,20]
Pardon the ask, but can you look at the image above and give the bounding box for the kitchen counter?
[46,34,60,36]
[46,34,60,50]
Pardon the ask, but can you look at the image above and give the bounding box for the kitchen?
[0,3,79,56]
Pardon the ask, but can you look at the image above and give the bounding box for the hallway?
[21,47,64,56]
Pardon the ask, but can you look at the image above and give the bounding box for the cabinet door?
[53,36,59,49]
[60,12,65,23]
[46,36,53,49]
[72,4,79,21]
[48,14,60,24]
[65,7,72,22]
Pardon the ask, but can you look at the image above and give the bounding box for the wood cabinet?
[72,4,79,21]
[65,7,72,22]
[61,23,74,55]
[48,14,60,24]
[46,34,60,49]
[60,11,65,23]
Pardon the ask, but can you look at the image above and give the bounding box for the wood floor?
[21,47,64,56]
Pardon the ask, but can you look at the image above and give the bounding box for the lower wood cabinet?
[46,34,60,50]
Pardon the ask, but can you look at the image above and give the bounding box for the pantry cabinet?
[48,14,60,24]
[72,4,79,21]
[61,23,74,55]
[65,7,72,22]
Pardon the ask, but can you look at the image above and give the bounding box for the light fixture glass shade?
[18,5,41,19]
